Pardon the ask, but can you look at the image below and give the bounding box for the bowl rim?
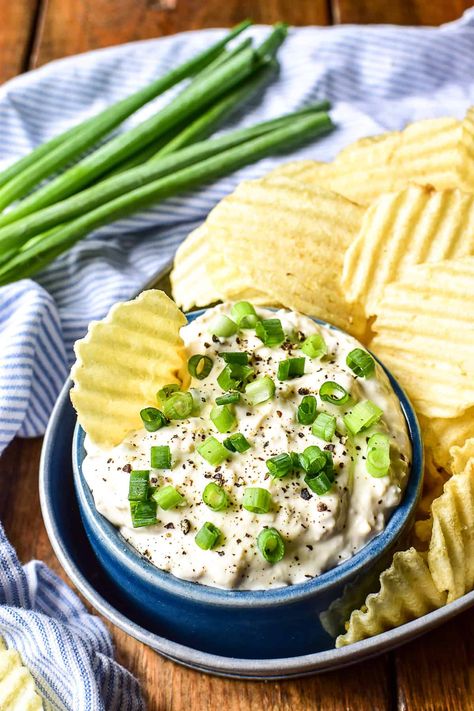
[72,308,424,609]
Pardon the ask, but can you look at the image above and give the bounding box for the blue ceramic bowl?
[73,310,423,660]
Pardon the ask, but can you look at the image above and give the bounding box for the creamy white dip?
[82,304,411,590]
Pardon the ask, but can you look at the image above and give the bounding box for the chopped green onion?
[245,375,275,405]
[221,351,249,365]
[210,314,238,338]
[190,388,204,415]
[140,407,168,432]
[197,436,230,466]
[202,482,229,511]
[128,470,150,502]
[157,383,180,404]
[195,522,222,550]
[151,484,185,510]
[150,445,172,469]
[187,354,213,380]
[130,500,157,528]
[216,391,240,405]
[257,527,285,563]
[231,301,259,328]
[301,333,327,359]
[297,395,317,425]
[343,400,383,436]
[312,412,336,441]
[266,453,293,479]
[242,487,272,514]
[319,381,350,406]
[346,348,375,378]
[367,433,391,477]
[223,432,251,452]
[277,356,306,381]
[210,403,237,433]
[290,452,304,470]
[300,446,327,476]
[217,363,254,391]
[255,318,285,347]
[163,391,194,420]
[304,470,334,495]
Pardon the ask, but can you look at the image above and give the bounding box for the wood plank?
[0,437,391,711]
[31,0,329,67]
[332,0,473,26]
[0,0,40,84]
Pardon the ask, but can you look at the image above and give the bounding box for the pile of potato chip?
[170,106,474,644]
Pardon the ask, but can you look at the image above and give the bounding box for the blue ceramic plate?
[39,301,474,678]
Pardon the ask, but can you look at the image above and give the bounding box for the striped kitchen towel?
[1,14,474,709]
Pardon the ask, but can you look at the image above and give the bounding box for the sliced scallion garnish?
[150,445,172,469]
[346,348,375,378]
[195,522,222,550]
[128,470,150,502]
[210,403,237,433]
[367,433,391,477]
[187,353,213,380]
[343,400,383,436]
[266,453,293,479]
[163,391,194,420]
[197,436,230,466]
[130,500,157,528]
[255,318,285,347]
[304,469,334,495]
[217,363,254,391]
[215,391,240,406]
[221,351,249,365]
[151,485,185,510]
[319,381,350,406]
[300,445,326,476]
[301,333,326,359]
[223,432,251,452]
[311,412,336,441]
[140,407,168,432]
[297,394,317,425]
[245,375,275,405]
[242,487,272,514]
[231,301,259,328]
[210,314,238,338]
[202,482,229,511]
[157,383,180,404]
[277,356,305,381]
[257,527,285,563]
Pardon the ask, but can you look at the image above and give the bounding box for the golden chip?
[71,289,188,446]
[271,112,473,204]
[420,409,474,471]
[0,640,43,710]
[341,184,474,317]
[171,225,221,311]
[450,437,474,474]
[171,224,276,310]
[415,452,449,522]
[428,458,474,602]
[206,176,367,338]
[370,257,474,418]
[336,548,446,647]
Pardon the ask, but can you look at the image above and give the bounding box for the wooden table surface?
[1,1,474,709]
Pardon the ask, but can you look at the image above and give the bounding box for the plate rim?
[40,378,474,680]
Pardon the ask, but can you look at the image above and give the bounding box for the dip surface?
[82,304,411,590]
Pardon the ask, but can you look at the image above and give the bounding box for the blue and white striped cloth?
[1,12,474,709]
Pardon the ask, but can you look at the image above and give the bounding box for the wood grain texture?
[31,0,329,67]
[0,0,40,83]
[333,0,473,25]
[1,1,474,709]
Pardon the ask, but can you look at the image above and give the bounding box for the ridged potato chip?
[420,409,474,470]
[71,290,188,446]
[341,185,474,317]
[171,225,276,310]
[270,112,474,204]
[171,225,221,311]
[450,437,474,474]
[428,458,474,602]
[336,548,446,647]
[370,257,474,418]
[0,639,43,710]
[206,176,367,337]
